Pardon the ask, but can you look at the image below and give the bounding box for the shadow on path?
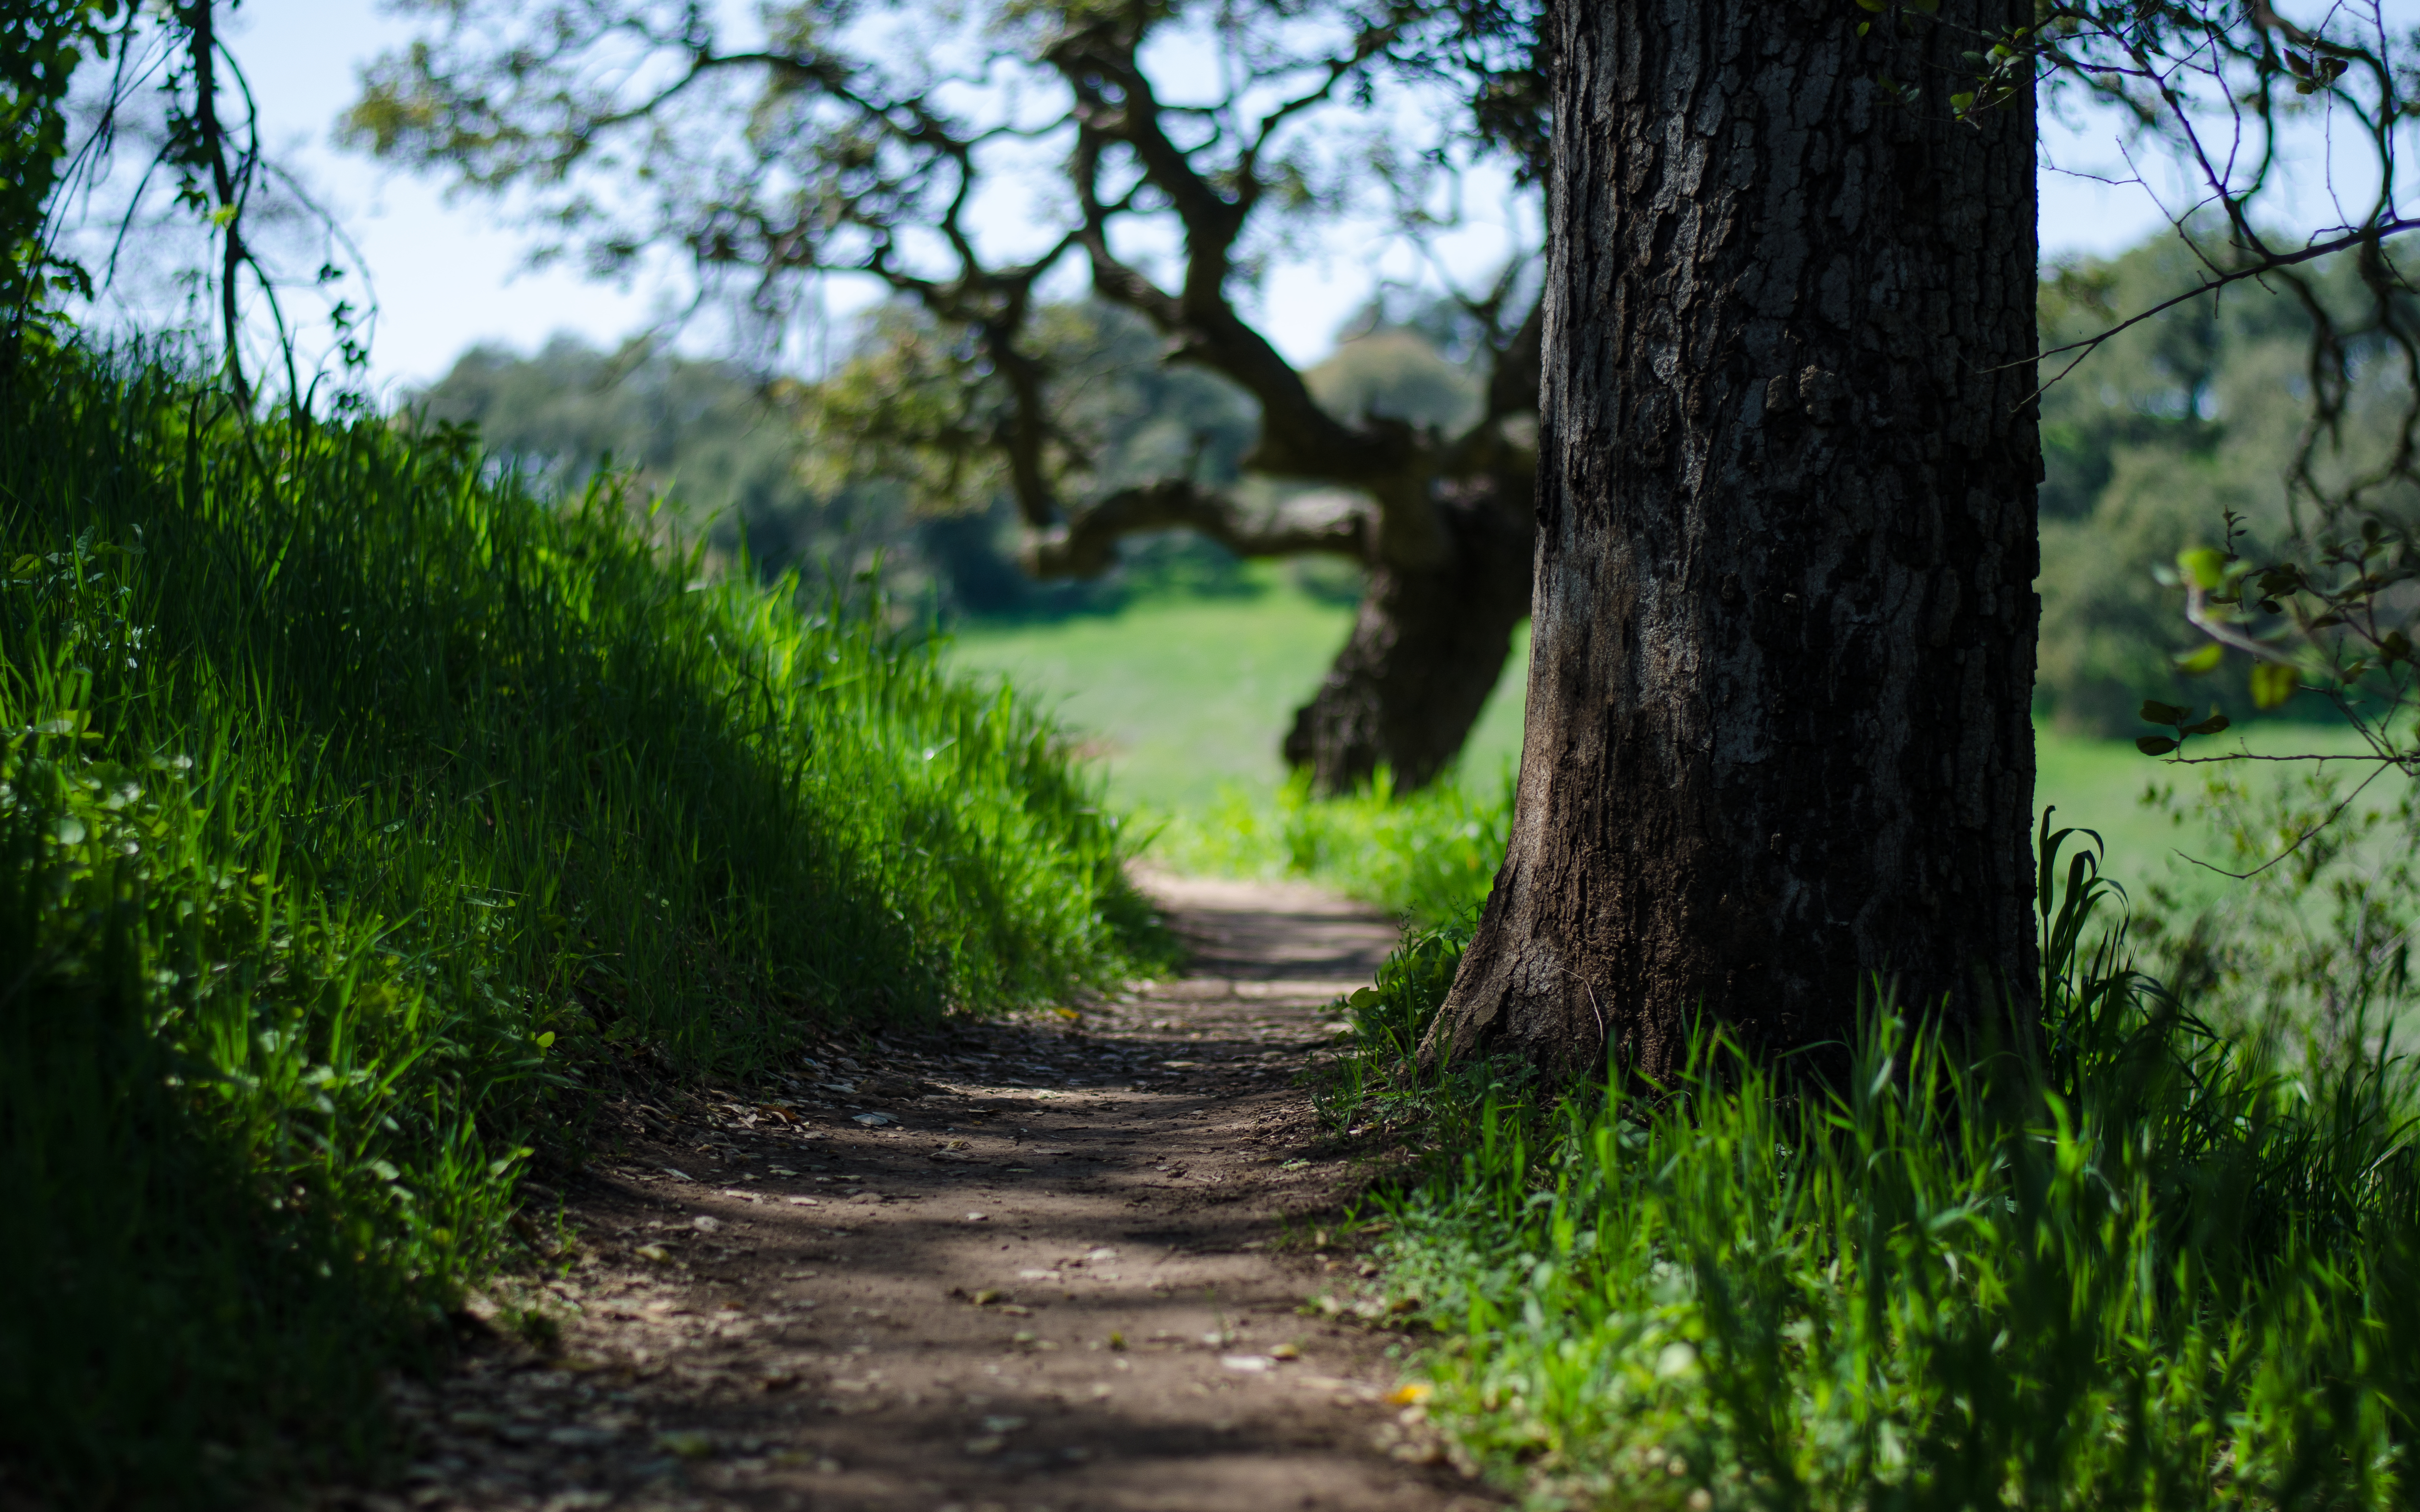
[350,874,1499,1512]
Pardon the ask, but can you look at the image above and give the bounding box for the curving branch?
[1022,480,1369,578]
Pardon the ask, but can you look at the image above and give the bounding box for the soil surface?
[358,874,1496,1512]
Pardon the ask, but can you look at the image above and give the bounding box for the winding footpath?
[346,874,1499,1512]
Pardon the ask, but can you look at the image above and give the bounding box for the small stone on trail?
[853,1111,895,1127]
[1222,1355,1275,1373]
[691,1215,723,1233]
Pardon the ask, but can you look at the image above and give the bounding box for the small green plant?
[1163,764,1513,927]
[1314,910,1475,1130]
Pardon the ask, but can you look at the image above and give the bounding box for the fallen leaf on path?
[964,1212,988,1221]
[786,1196,821,1205]
[1387,1383,1433,1405]
[963,1435,1006,1456]
[1221,1355,1274,1373]
[660,1167,694,1181]
[633,1244,672,1264]
[656,1430,716,1459]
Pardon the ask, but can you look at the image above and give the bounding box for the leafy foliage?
[0,0,119,350]
[2035,237,2330,734]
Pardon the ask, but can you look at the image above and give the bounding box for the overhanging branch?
[1023,480,1369,578]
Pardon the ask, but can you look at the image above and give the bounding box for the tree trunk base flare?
[1424,0,2042,1085]
[1285,486,1535,795]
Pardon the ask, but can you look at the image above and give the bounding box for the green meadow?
[944,575,2367,908]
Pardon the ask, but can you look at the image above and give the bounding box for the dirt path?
[360,875,1495,1512]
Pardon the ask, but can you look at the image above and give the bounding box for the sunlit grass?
[0,353,1164,1501]
[1326,824,2420,1509]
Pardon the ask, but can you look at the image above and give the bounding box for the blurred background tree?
[348,0,1548,793]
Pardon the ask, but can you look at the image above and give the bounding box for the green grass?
[2040,720,2385,905]
[0,353,1163,1503]
[945,590,2375,930]
[1323,824,2420,1510]
[944,573,1529,814]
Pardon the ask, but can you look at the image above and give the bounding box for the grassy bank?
[1324,825,2420,1509]
[0,354,1162,1502]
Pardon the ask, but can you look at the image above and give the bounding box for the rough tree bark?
[1425,0,2041,1081]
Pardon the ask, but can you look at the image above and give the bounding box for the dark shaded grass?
[0,353,1165,1503]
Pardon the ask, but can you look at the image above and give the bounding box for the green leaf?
[2135,736,2179,756]
[2177,547,2229,590]
[2179,713,2230,736]
[2250,661,2300,709]
[2174,642,2225,675]
[2138,700,2188,726]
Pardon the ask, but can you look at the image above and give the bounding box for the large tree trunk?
[1425,0,2041,1083]
[1285,476,1536,793]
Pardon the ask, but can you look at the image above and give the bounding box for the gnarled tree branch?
[1022,479,1369,578]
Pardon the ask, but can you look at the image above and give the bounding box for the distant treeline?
[424,239,2381,735]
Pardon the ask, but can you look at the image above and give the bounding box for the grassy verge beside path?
[1317,825,2420,1509]
[0,354,1164,1503]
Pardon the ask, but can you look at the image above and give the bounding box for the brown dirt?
[357,874,1497,1512]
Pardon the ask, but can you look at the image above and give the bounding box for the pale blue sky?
[217,0,2185,393]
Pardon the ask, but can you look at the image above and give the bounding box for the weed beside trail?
[0,354,1164,1502]
[1329,821,2420,1509]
